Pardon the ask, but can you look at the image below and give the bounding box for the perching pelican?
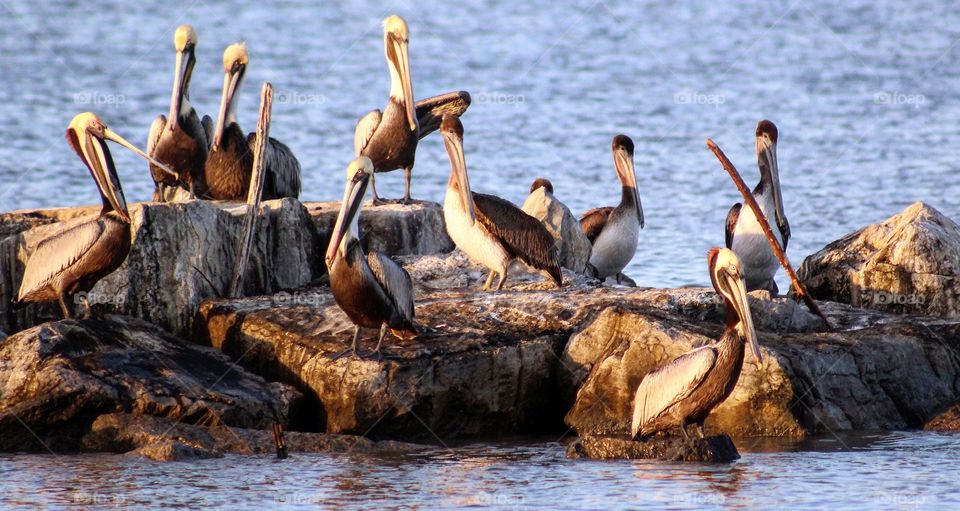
[354,15,471,203]
[579,134,644,282]
[204,43,301,201]
[326,157,416,358]
[440,115,562,290]
[725,120,790,294]
[147,24,209,202]
[18,113,174,318]
[631,248,762,442]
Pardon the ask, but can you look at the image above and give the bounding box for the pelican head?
[326,157,374,266]
[212,43,249,150]
[167,24,199,131]
[383,15,416,132]
[756,120,786,235]
[612,134,643,228]
[530,177,553,195]
[440,114,475,222]
[708,247,762,369]
[66,113,174,221]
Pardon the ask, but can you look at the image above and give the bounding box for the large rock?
[306,200,454,257]
[1,199,322,337]
[0,315,299,452]
[566,434,739,462]
[521,186,592,273]
[563,302,960,438]
[799,202,960,318]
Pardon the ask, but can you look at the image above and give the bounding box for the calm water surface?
[2,1,959,508]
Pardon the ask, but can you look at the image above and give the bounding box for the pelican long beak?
[68,128,130,222]
[614,147,643,228]
[758,135,787,237]
[443,129,475,222]
[102,127,175,178]
[724,270,762,369]
[388,34,417,131]
[326,170,369,266]
[167,47,192,131]
[213,64,244,150]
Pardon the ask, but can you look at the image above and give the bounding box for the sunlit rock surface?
[306,200,454,257]
[566,434,740,462]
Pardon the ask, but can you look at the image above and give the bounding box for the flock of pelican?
[13,16,791,444]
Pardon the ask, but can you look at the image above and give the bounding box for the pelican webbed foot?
[331,327,363,360]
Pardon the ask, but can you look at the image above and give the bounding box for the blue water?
[2,1,959,508]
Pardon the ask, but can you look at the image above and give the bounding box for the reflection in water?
[5,433,960,509]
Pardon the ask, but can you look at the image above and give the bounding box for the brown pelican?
[147,24,209,202]
[326,157,416,358]
[204,43,301,201]
[725,120,790,294]
[440,115,561,290]
[17,113,174,318]
[529,178,553,194]
[631,247,762,442]
[579,134,644,282]
[354,15,471,203]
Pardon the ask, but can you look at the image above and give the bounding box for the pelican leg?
[80,294,92,320]
[370,173,386,205]
[482,271,496,291]
[58,294,74,320]
[496,267,509,290]
[401,166,412,205]
[695,422,706,439]
[332,326,362,360]
[365,323,387,361]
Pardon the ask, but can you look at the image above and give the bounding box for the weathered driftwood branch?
[228,82,273,299]
[706,138,832,329]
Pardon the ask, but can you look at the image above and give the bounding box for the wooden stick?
[228,82,273,298]
[706,138,832,329]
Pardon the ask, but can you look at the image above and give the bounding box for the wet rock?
[566,434,740,462]
[799,202,960,318]
[306,201,454,258]
[0,315,298,452]
[924,403,960,432]
[84,413,416,461]
[521,187,592,273]
[1,199,322,337]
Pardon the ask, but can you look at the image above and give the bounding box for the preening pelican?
[204,43,301,201]
[147,24,209,202]
[18,113,174,318]
[580,134,644,283]
[326,157,416,358]
[440,115,562,290]
[631,248,762,441]
[725,120,790,294]
[354,15,471,203]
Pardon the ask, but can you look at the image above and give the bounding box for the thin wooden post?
[228,82,272,298]
[706,138,832,329]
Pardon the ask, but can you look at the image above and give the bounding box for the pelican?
[725,120,790,294]
[579,134,644,282]
[529,178,553,195]
[440,115,561,290]
[631,247,762,442]
[204,43,301,201]
[18,113,174,318]
[147,24,209,202]
[326,157,416,358]
[354,15,471,204]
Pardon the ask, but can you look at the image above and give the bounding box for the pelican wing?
[147,115,165,159]
[201,115,214,151]
[247,134,301,199]
[579,207,614,244]
[725,203,741,249]
[415,91,471,139]
[473,193,562,286]
[631,346,717,438]
[366,251,415,324]
[354,109,382,157]
[18,219,104,301]
[779,217,791,251]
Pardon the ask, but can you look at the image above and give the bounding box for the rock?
[566,434,740,462]
[306,201,454,258]
[1,199,322,337]
[563,304,960,438]
[799,202,960,318]
[521,187,592,273]
[83,413,417,461]
[0,315,298,452]
[924,403,960,431]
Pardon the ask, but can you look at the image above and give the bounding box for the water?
[2,1,960,507]
[1,432,959,509]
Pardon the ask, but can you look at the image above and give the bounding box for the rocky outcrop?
[521,187,592,273]
[799,202,960,318]
[566,434,739,462]
[306,201,454,257]
[924,403,960,431]
[0,315,298,452]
